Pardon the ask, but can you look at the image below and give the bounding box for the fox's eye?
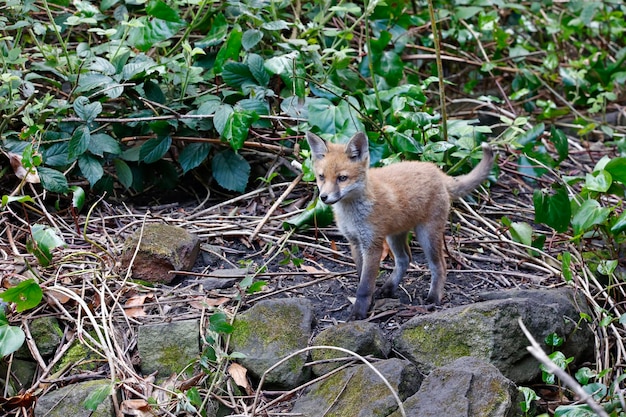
[337,175,348,182]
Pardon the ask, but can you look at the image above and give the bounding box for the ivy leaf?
[179,142,211,174]
[533,187,571,233]
[128,17,186,52]
[0,323,25,357]
[549,126,568,163]
[78,154,104,186]
[70,186,86,211]
[140,136,172,164]
[584,170,612,193]
[209,311,234,334]
[73,96,102,122]
[212,149,250,193]
[37,167,69,193]
[605,157,626,185]
[0,279,44,312]
[83,382,113,411]
[222,110,258,151]
[571,199,610,236]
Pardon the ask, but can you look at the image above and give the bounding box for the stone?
[291,358,422,417]
[388,356,520,417]
[229,298,314,389]
[15,317,63,359]
[137,319,200,376]
[394,288,594,384]
[310,320,391,375]
[121,223,200,284]
[34,379,114,417]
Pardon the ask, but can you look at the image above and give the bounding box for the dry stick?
[249,173,303,241]
[518,318,609,417]
[250,346,406,417]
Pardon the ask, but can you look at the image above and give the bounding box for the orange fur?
[307,131,495,320]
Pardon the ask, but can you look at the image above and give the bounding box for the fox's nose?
[320,194,328,203]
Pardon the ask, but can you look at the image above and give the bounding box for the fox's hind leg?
[416,221,447,304]
[381,232,410,297]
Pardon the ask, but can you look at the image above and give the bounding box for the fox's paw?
[349,301,370,321]
[425,291,443,306]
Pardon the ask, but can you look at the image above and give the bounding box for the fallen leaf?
[228,363,249,390]
[300,264,327,274]
[120,399,151,416]
[188,296,230,309]
[124,294,153,318]
[9,152,40,183]
[46,288,71,304]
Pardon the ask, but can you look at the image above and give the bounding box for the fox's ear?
[345,132,369,162]
[306,132,328,160]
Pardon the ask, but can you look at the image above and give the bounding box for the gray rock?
[121,223,200,284]
[388,356,520,417]
[34,379,113,417]
[291,358,422,417]
[137,319,200,376]
[15,317,63,359]
[394,288,594,384]
[230,298,314,389]
[310,320,391,375]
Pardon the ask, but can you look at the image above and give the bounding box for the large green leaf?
[242,29,263,50]
[179,142,211,174]
[0,323,25,357]
[283,198,334,231]
[247,53,269,86]
[69,125,91,160]
[584,170,612,193]
[84,382,113,411]
[533,187,571,233]
[308,98,364,140]
[128,17,186,52]
[605,157,626,185]
[215,28,242,74]
[89,133,121,157]
[0,279,44,312]
[78,154,104,186]
[222,110,258,151]
[222,62,255,88]
[549,126,568,163]
[211,149,250,193]
[571,199,610,236]
[114,159,133,189]
[195,13,228,48]
[73,96,102,122]
[146,0,183,22]
[38,167,69,193]
[140,136,172,164]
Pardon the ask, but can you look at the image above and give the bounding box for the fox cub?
[306,131,495,320]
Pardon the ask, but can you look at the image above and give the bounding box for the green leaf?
[139,136,172,164]
[195,13,228,48]
[575,367,595,385]
[544,332,564,347]
[89,133,121,157]
[605,157,626,184]
[83,382,113,411]
[78,154,104,186]
[73,96,102,123]
[70,186,86,212]
[1,195,35,208]
[222,111,258,151]
[584,170,612,192]
[213,104,234,135]
[549,126,568,163]
[0,324,25,357]
[455,6,483,19]
[222,62,255,88]
[517,123,545,147]
[215,28,242,74]
[247,54,269,86]
[146,0,183,23]
[610,210,626,235]
[308,98,364,139]
[37,167,69,193]
[571,199,610,236]
[0,279,44,312]
[69,125,91,160]
[211,149,250,193]
[508,221,533,247]
[533,187,571,233]
[283,197,334,231]
[128,17,186,52]
[242,29,263,50]
[114,159,133,189]
[246,280,267,294]
[597,260,618,276]
[209,311,233,334]
[179,142,211,174]
[143,80,166,104]
[561,251,573,282]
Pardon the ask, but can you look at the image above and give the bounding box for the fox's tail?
[446,143,495,199]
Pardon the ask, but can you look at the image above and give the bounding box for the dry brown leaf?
[120,399,151,416]
[46,288,71,304]
[124,294,153,318]
[9,152,40,183]
[300,264,325,274]
[228,363,249,390]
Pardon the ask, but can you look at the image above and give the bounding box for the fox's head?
[306,132,369,205]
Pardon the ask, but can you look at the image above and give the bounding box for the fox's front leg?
[350,242,383,320]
